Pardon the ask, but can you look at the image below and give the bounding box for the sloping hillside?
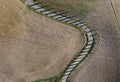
[0,0,84,82]
[69,0,120,82]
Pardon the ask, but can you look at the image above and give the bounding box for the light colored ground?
[112,0,120,27]
[0,0,84,82]
[69,0,120,82]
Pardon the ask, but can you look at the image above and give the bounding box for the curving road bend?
[24,0,94,82]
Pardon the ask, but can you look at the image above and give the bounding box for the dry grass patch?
[36,0,96,19]
[0,0,84,82]
[69,0,120,82]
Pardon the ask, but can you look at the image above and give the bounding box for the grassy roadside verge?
[35,0,96,19]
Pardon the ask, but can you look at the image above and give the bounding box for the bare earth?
[69,0,120,82]
[0,0,84,82]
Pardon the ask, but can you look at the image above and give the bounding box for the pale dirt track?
[69,0,120,82]
[0,0,84,82]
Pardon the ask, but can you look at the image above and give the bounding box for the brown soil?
[0,0,84,82]
[69,0,120,82]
